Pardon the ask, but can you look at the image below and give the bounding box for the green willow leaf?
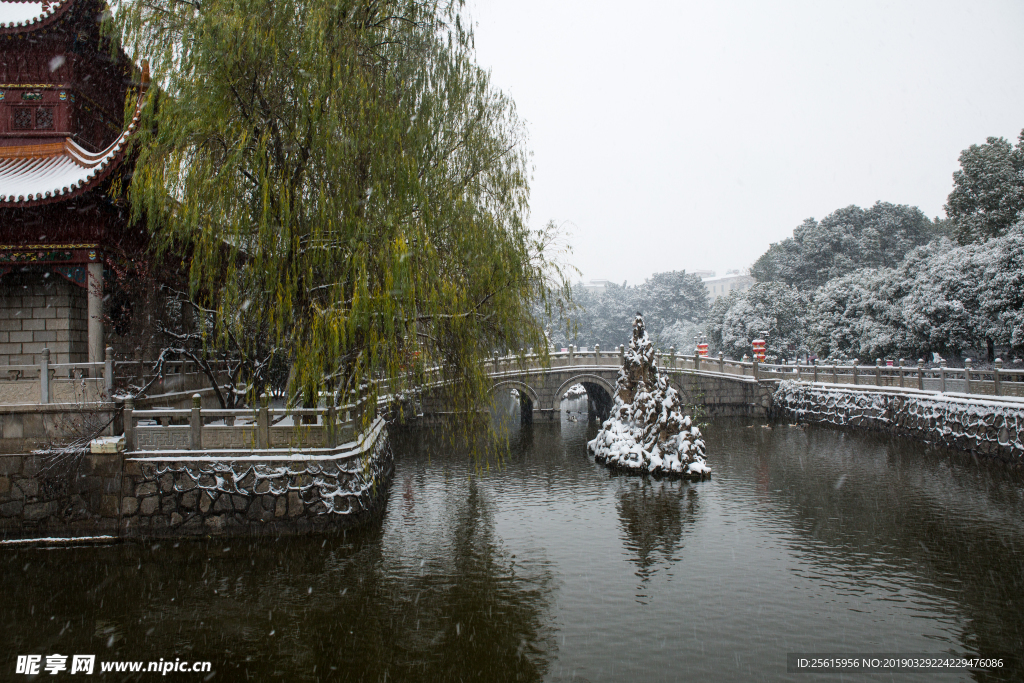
[111,0,575,431]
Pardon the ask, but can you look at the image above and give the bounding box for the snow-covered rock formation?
[563,383,587,400]
[587,315,710,478]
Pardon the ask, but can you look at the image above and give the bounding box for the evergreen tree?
[945,131,1024,245]
[751,202,938,290]
[706,283,808,360]
[557,271,707,351]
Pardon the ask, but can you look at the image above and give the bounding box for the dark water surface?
[3,399,1023,682]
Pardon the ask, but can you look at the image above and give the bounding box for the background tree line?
[553,271,708,353]
[706,131,1024,364]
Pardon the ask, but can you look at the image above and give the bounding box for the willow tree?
[111,0,571,415]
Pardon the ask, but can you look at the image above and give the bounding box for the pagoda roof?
[0,64,147,207]
[0,1,71,33]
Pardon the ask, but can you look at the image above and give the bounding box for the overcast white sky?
[469,0,1024,285]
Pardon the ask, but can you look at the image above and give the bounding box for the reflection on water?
[1,403,1023,682]
[616,477,700,590]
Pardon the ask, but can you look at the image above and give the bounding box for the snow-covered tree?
[978,223,1024,353]
[636,270,709,334]
[559,271,707,351]
[805,226,1024,361]
[751,202,940,290]
[588,315,709,478]
[705,282,809,360]
[945,131,1024,245]
[808,268,904,360]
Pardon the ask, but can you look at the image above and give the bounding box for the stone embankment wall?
[120,422,393,538]
[0,421,393,541]
[774,381,1024,468]
[0,451,122,538]
[671,374,772,418]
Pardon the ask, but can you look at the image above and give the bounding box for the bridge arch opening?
[491,380,538,425]
[555,374,616,423]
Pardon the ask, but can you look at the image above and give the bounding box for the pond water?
[2,397,1023,682]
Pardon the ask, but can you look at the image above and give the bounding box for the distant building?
[703,271,754,303]
[582,279,613,294]
[690,269,716,279]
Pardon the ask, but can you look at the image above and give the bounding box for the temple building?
[0,0,147,369]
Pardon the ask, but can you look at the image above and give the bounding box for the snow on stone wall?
[121,423,394,537]
[774,380,1024,464]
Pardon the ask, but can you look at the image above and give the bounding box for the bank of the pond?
[773,380,1024,470]
[0,419,394,542]
[2,405,1022,682]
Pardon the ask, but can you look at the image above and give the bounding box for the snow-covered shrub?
[588,315,709,478]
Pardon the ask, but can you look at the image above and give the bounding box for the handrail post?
[258,393,269,449]
[917,359,925,390]
[694,350,700,371]
[569,345,575,367]
[190,393,202,450]
[594,343,600,366]
[104,346,114,398]
[752,357,758,380]
[875,358,881,386]
[39,348,50,404]
[123,396,135,452]
[718,352,725,374]
[852,359,858,385]
[831,363,837,383]
[898,359,905,388]
[669,346,676,369]
[964,358,973,394]
[327,405,337,448]
[619,344,625,365]
[940,359,947,393]
[994,359,1002,396]
[813,359,818,383]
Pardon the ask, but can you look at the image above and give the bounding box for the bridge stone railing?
[483,346,755,376]
[480,348,1024,399]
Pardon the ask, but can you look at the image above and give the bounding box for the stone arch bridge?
[419,347,773,424]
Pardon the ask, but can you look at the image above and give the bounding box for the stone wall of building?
[0,271,87,366]
[773,380,1024,469]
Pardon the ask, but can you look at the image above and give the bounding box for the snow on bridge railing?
[479,348,1024,398]
[482,346,756,376]
[0,350,243,407]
